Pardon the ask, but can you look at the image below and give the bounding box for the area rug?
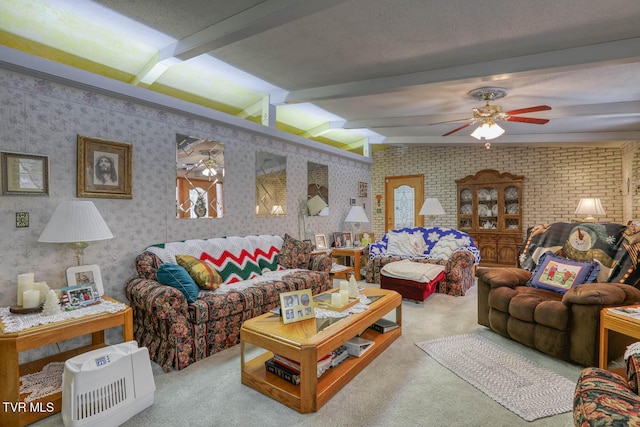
[415,334,575,421]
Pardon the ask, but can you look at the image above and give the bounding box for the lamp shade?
[574,198,606,219]
[38,201,113,243]
[345,206,369,224]
[470,122,505,140]
[307,195,328,216]
[419,198,445,216]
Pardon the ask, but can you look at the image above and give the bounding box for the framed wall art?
[1,152,49,196]
[358,181,368,198]
[77,135,132,199]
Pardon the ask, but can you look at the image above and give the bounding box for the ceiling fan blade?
[504,105,551,115]
[443,122,472,136]
[505,116,549,124]
[429,117,473,126]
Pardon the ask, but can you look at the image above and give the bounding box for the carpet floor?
[416,334,576,421]
[31,281,583,427]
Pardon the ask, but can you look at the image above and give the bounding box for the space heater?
[62,341,155,427]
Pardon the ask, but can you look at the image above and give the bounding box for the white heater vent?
[62,341,155,427]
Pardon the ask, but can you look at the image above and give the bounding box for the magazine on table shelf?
[369,318,400,334]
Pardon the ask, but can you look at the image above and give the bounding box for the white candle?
[339,280,349,291]
[331,293,342,307]
[340,289,349,305]
[23,290,41,309]
[17,273,35,306]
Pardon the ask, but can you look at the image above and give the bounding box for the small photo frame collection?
[60,283,100,311]
[279,289,314,324]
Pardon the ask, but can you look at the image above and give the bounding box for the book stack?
[369,318,399,334]
[265,346,350,385]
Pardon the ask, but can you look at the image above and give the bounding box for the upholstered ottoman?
[380,260,446,303]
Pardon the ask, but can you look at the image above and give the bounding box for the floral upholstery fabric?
[366,248,476,296]
[276,233,312,269]
[126,238,332,371]
[573,354,640,426]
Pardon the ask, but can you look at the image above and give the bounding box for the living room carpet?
[415,334,575,421]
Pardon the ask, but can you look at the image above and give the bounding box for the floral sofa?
[365,227,481,296]
[574,348,640,425]
[125,234,332,371]
[478,222,640,367]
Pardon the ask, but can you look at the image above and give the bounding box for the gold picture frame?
[279,289,314,324]
[77,135,132,199]
[1,152,49,196]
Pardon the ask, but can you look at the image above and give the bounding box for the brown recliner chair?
[477,266,640,366]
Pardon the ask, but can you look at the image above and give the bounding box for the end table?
[331,247,365,280]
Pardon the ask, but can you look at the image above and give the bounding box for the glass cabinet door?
[503,185,520,230]
[477,186,497,230]
[458,188,473,230]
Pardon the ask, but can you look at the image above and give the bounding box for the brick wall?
[371,145,634,239]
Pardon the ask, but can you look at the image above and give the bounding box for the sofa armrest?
[476,267,532,289]
[125,277,190,321]
[563,283,640,306]
[308,253,332,274]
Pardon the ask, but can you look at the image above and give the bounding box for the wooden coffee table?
[240,288,401,413]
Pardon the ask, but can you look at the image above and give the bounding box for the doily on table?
[19,362,64,402]
[0,299,127,333]
[315,295,372,319]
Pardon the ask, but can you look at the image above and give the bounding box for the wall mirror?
[176,133,224,218]
[256,151,287,217]
[307,162,328,215]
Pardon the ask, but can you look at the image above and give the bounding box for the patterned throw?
[415,334,575,421]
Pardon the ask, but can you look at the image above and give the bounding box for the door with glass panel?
[384,175,424,232]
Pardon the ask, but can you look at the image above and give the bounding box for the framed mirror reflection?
[307,162,328,215]
[176,134,224,219]
[256,152,287,217]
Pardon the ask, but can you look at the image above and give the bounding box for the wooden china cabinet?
[455,169,524,266]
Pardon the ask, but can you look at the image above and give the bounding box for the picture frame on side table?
[66,264,104,296]
[314,234,328,250]
[279,289,314,324]
[77,135,132,199]
[1,152,49,196]
[333,232,345,248]
[60,283,100,311]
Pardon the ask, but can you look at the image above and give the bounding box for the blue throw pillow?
[526,251,600,294]
[156,263,200,303]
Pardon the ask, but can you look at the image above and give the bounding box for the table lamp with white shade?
[419,197,445,226]
[345,205,369,245]
[38,200,113,266]
[574,198,606,222]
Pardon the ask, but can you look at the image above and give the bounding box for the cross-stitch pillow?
[526,251,600,294]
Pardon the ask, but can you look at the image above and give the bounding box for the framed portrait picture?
[1,152,49,196]
[358,181,368,198]
[66,264,104,296]
[77,135,132,199]
[314,234,328,250]
[60,283,100,311]
[279,289,314,324]
[343,232,353,246]
[333,232,345,248]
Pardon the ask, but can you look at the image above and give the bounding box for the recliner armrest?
[475,267,531,289]
[563,283,640,306]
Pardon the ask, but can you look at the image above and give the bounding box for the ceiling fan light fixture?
[470,122,505,140]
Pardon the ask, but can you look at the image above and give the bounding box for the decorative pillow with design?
[526,251,600,294]
[175,254,222,290]
[276,233,312,269]
[156,263,200,303]
[429,234,466,260]
[385,231,416,257]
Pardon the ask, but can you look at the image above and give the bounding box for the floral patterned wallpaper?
[0,68,370,359]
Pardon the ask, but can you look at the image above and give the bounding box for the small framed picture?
[77,135,133,199]
[60,283,100,311]
[349,198,357,206]
[343,232,353,246]
[333,232,345,248]
[1,152,49,196]
[279,289,314,324]
[66,264,104,296]
[314,234,328,250]
[358,182,368,198]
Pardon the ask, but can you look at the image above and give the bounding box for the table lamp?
[345,205,369,244]
[574,198,606,222]
[38,201,113,265]
[419,198,445,226]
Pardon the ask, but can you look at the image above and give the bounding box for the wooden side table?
[331,247,365,280]
[599,305,640,375]
[0,296,133,427]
